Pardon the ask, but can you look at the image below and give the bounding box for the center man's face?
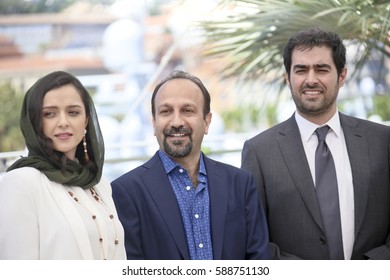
[152,79,212,160]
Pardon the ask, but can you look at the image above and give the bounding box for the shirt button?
[194,214,199,218]
[179,169,184,173]
[186,186,191,191]
[199,243,203,248]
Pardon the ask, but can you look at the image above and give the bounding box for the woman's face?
[42,84,88,160]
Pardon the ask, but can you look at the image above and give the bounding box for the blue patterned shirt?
[158,150,213,260]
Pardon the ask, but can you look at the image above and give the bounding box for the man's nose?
[170,112,185,127]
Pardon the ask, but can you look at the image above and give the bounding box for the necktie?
[315,126,344,259]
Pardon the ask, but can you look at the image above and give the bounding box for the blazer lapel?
[141,153,190,259]
[339,113,370,235]
[277,115,324,230]
[205,157,228,260]
[47,181,94,259]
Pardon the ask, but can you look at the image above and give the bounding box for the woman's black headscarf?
[7,71,105,189]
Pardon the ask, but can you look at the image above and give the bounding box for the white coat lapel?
[46,179,94,259]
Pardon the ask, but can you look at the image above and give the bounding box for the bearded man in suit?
[112,70,270,260]
[241,27,390,260]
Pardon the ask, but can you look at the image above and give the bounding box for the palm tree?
[199,0,390,88]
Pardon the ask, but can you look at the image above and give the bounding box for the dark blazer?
[111,152,270,260]
[241,112,390,260]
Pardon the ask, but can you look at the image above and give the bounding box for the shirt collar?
[295,110,341,143]
[158,150,207,176]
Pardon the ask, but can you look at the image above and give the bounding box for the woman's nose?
[58,112,69,127]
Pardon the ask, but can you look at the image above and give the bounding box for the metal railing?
[0,132,257,175]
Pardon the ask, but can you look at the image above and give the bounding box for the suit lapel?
[339,113,370,235]
[206,157,228,260]
[141,153,190,259]
[277,115,324,230]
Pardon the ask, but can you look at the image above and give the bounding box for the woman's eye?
[43,111,55,118]
[69,111,80,116]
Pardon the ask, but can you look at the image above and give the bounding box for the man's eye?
[159,109,170,114]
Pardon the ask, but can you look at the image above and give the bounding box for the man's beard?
[292,83,339,117]
[163,127,193,158]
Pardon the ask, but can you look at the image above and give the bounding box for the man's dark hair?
[283,27,346,78]
[151,70,211,119]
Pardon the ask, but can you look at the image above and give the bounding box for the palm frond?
[197,0,390,84]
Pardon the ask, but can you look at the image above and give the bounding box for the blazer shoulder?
[245,117,295,145]
[111,152,162,185]
[0,167,50,203]
[1,167,46,189]
[340,113,390,133]
[204,156,253,179]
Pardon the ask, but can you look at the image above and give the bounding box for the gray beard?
[163,139,193,158]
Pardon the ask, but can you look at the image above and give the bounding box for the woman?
[0,71,126,260]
